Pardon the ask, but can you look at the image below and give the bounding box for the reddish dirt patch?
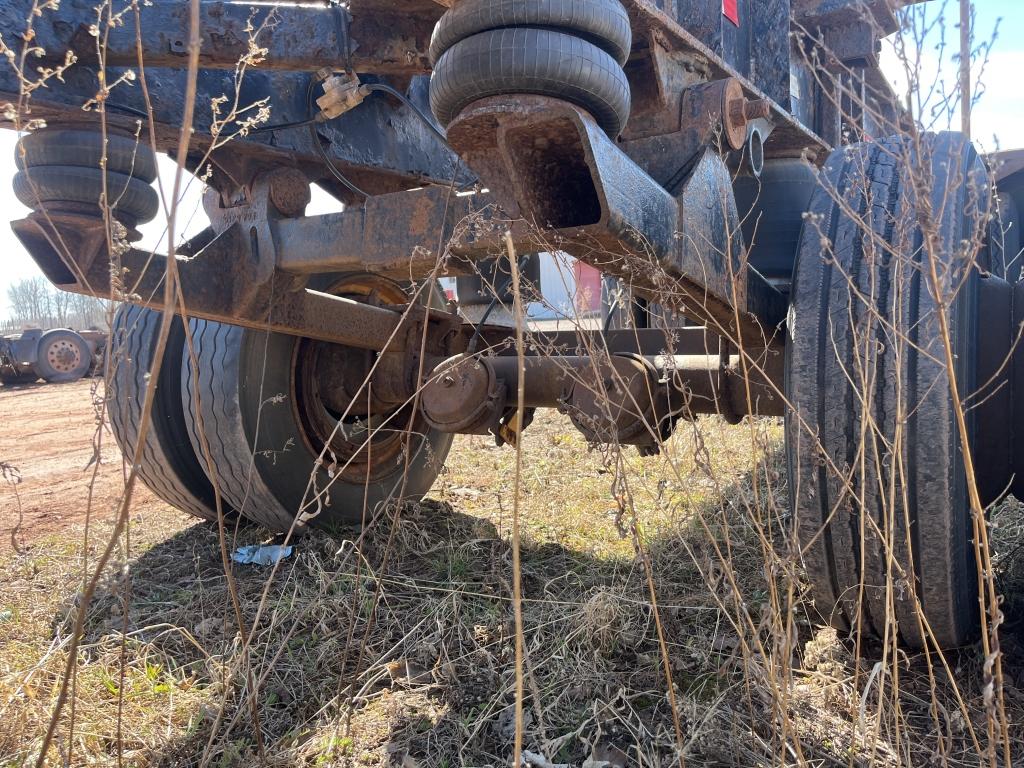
[0,378,165,550]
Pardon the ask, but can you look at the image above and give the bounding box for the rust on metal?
[446,96,782,346]
[21,0,442,76]
[9,211,457,354]
[421,349,784,448]
[267,168,313,219]
[421,355,507,434]
[620,0,829,159]
[292,273,429,482]
[273,185,510,280]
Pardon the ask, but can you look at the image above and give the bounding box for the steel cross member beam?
[9,170,467,353]
[11,202,775,371]
[10,211,431,352]
[2,0,442,76]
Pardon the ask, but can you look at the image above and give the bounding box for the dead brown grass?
[2,383,1023,767]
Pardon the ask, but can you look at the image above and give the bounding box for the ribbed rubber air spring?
[430,27,631,137]
[429,0,632,66]
[15,127,157,183]
[13,165,159,227]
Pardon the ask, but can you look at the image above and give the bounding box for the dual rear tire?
[786,132,1007,648]
[107,280,452,534]
[108,306,221,522]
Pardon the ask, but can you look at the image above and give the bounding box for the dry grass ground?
[2,379,1024,766]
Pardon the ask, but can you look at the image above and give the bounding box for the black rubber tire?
[429,0,632,66]
[32,329,92,382]
[430,28,631,136]
[181,289,454,534]
[107,306,224,522]
[13,165,159,226]
[15,128,158,183]
[786,132,993,649]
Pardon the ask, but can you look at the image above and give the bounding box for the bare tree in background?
[4,276,108,331]
[6,276,51,326]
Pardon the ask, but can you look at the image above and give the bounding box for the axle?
[421,351,784,450]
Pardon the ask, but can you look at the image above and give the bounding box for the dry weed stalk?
[0,1,1022,767]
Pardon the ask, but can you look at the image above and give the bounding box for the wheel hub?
[291,276,420,483]
[46,339,81,373]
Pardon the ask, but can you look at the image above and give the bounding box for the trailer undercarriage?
[3,0,1023,648]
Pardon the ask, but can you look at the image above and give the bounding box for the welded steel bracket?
[9,169,462,353]
[446,96,786,346]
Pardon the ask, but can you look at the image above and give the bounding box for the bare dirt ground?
[2,379,1023,767]
[1,378,161,548]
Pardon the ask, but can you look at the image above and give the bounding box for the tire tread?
[108,306,221,522]
[787,133,984,648]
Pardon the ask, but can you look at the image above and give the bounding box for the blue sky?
[878,0,1024,152]
[1,0,1021,317]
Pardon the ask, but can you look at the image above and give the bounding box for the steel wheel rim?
[291,276,417,483]
[46,339,81,373]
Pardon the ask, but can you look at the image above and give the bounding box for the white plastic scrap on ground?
[230,544,293,566]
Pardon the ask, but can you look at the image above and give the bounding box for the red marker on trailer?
[722,0,739,26]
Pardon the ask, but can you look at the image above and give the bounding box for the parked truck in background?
[0,327,104,385]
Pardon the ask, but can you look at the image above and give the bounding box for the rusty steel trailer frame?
[10,0,1024,653]
[2,0,913,424]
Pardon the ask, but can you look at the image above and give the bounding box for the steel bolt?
[728,97,772,128]
[742,98,772,121]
